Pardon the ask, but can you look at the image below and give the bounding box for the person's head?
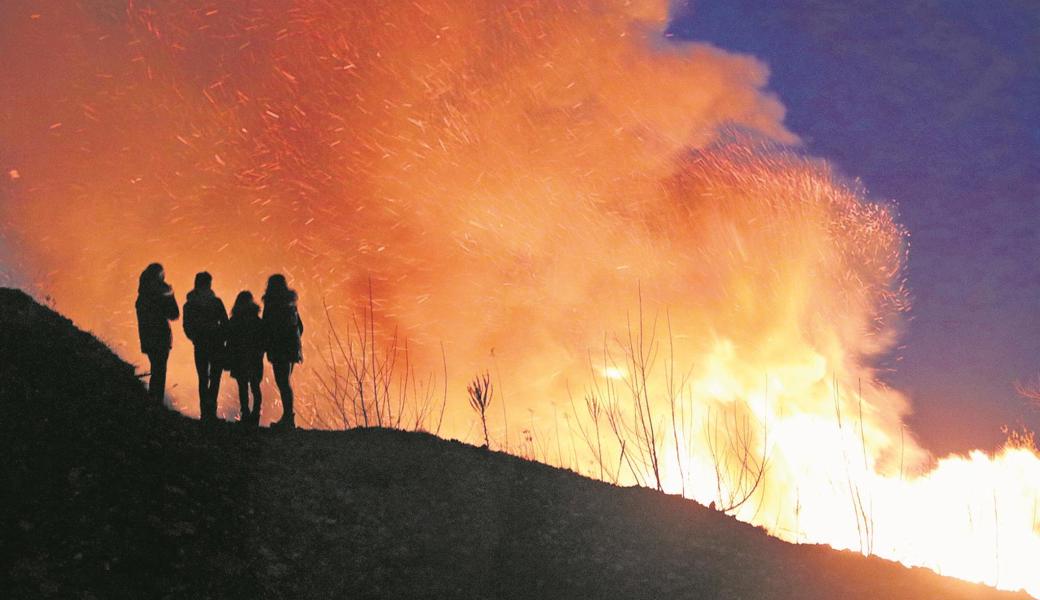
[263,273,295,304]
[139,262,165,292]
[194,271,213,290]
[232,290,257,317]
[265,274,288,295]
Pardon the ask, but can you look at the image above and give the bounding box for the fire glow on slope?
[1,1,1037,595]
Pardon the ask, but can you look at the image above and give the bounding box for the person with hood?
[226,290,265,426]
[135,263,179,403]
[183,271,228,423]
[262,274,303,429]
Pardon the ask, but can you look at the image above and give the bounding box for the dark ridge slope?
[0,287,1030,599]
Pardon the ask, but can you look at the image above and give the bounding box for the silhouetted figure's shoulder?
[262,289,303,331]
[135,280,178,354]
[183,288,228,347]
[185,288,218,308]
[262,287,298,308]
[136,280,178,317]
[262,287,303,363]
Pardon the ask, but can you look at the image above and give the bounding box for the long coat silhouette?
[227,297,264,380]
[183,274,228,422]
[262,289,304,365]
[136,273,179,355]
[135,264,178,402]
[226,291,264,424]
[262,276,303,429]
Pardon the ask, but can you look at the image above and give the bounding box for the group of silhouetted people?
[135,263,304,429]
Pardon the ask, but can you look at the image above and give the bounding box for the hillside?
[0,287,1031,600]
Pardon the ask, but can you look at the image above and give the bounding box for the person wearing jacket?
[135,263,179,403]
[183,271,228,423]
[261,274,303,429]
[226,290,265,426]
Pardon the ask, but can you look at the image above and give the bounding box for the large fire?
[2,1,1038,595]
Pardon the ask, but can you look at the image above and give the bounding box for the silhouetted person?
[227,290,264,426]
[262,274,303,429]
[135,263,179,403]
[183,271,228,423]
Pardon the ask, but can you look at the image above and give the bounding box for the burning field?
[2,0,1038,596]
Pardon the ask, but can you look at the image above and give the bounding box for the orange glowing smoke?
[1,1,1037,596]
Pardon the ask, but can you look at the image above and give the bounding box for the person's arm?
[165,292,180,321]
[218,300,229,343]
[182,300,193,341]
[260,309,271,351]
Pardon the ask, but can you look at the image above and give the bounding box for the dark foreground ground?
[0,287,1031,600]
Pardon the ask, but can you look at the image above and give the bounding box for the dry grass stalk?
[467,371,494,448]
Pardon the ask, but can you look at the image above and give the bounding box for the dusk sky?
[673,1,1039,455]
[0,1,1036,458]
[2,4,1040,591]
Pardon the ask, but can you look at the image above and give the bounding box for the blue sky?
[671,0,1039,454]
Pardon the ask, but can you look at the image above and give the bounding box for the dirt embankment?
[0,287,1031,599]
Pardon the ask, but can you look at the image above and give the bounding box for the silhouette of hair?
[263,274,295,304]
[138,263,165,294]
[194,271,213,290]
[231,290,259,318]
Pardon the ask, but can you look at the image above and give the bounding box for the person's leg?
[154,350,168,402]
[148,350,168,402]
[236,377,250,421]
[250,377,263,425]
[273,360,294,427]
[194,346,208,419]
[208,353,222,419]
[146,352,159,399]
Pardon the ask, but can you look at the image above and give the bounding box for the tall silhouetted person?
[135,263,179,403]
[227,290,264,426]
[183,271,228,423]
[262,274,303,429]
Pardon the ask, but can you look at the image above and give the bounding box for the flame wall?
[2,1,1038,596]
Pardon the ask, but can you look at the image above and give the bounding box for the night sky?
[672,1,1039,455]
